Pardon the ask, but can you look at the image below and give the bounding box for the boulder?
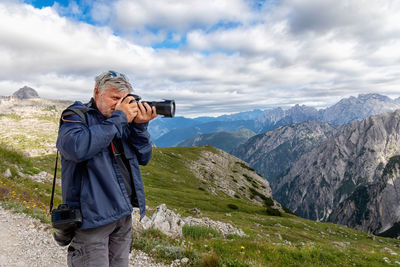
[132,203,247,238]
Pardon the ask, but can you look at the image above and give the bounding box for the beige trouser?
[67,215,133,267]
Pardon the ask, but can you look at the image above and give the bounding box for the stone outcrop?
[132,204,247,238]
[188,147,282,210]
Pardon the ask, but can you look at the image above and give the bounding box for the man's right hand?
[115,96,138,123]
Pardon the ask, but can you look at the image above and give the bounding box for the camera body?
[123,94,175,118]
[51,204,82,246]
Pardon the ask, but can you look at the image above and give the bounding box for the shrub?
[235,161,255,172]
[227,204,239,210]
[266,207,282,216]
[264,197,274,207]
[281,205,295,215]
[201,251,219,267]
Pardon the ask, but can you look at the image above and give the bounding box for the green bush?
[266,207,282,216]
[227,204,239,210]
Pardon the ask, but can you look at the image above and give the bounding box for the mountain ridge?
[273,109,400,235]
[154,93,400,147]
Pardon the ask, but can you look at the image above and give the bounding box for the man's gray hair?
[94,70,134,95]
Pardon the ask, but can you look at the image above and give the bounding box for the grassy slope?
[1,144,399,266]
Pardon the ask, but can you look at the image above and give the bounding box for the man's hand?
[115,96,138,123]
[134,102,158,123]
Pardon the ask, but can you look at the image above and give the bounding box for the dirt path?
[0,205,170,267]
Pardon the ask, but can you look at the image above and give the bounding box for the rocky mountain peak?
[12,86,40,99]
[274,109,400,234]
[358,93,393,102]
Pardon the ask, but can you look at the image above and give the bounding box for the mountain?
[319,93,400,125]
[154,93,400,148]
[273,109,400,235]
[148,109,264,141]
[12,86,40,99]
[177,128,256,153]
[255,105,320,132]
[329,155,400,236]
[232,121,338,185]
[154,120,257,147]
[148,116,210,140]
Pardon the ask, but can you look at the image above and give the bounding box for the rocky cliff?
[274,109,400,234]
[232,121,338,185]
[329,155,400,235]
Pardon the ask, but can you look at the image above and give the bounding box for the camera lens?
[53,228,74,246]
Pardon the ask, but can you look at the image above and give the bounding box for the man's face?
[94,87,128,118]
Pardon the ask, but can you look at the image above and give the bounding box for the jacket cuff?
[130,122,149,132]
[108,110,128,138]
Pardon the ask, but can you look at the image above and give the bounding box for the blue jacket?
[56,100,152,229]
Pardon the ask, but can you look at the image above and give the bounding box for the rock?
[3,168,11,178]
[132,204,247,238]
[181,257,189,264]
[283,240,292,246]
[30,171,53,184]
[183,216,247,237]
[381,247,398,256]
[274,233,282,240]
[188,208,202,216]
[331,241,350,248]
[274,223,289,229]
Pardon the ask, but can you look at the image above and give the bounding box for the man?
[56,70,157,267]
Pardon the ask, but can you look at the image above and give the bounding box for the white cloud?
[113,0,252,31]
[1,0,400,117]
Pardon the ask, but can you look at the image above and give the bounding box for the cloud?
[1,0,400,117]
[112,0,251,31]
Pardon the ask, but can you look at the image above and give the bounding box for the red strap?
[110,141,116,154]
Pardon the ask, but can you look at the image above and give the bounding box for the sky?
[1,0,400,117]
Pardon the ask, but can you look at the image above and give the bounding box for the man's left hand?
[133,102,158,123]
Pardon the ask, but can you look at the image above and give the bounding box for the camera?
[122,94,175,118]
[51,204,82,246]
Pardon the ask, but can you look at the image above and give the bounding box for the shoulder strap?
[60,107,89,125]
[49,150,59,213]
[49,106,90,213]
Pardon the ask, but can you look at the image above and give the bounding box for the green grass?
[1,144,400,266]
[182,225,222,240]
[0,143,61,223]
